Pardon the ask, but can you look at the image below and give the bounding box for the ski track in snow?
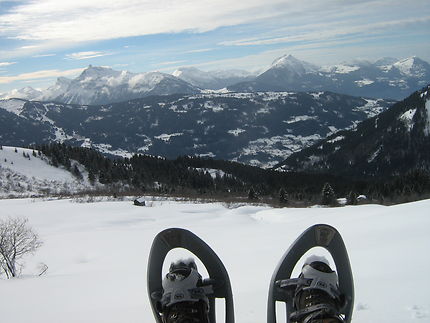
[0,198,429,323]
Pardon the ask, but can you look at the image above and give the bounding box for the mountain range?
[1,55,429,104]
[228,55,430,100]
[0,91,394,168]
[24,66,199,105]
[276,85,430,177]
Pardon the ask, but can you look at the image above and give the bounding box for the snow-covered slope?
[277,85,430,176]
[270,54,318,76]
[0,98,27,114]
[0,197,428,323]
[0,146,93,197]
[391,56,429,78]
[41,77,72,100]
[0,87,43,100]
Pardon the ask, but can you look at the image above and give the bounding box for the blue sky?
[0,0,429,92]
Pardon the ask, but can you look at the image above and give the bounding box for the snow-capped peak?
[78,65,119,79]
[393,56,424,77]
[41,77,72,101]
[269,54,318,75]
[0,86,42,100]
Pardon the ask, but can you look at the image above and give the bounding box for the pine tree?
[279,188,288,204]
[51,156,59,167]
[248,186,258,200]
[321,182,337,206]
[88,171,96,184]
[346,190,358,205]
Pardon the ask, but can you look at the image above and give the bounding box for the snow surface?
[353,99,386,119]
[154,133,184,142]
[320,65,360,74]
[399,108,417,132]
[393,57,417,77]
[0,197,429,323]
[354,79,374,87]
[0,147,72,182]
[228,128,246,136]
[194,168,227,179]
[0,98,27,114]
[284,115,318,124]
[91,143,135,158]
[0,146,96,197]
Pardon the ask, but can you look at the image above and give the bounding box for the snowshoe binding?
[159,259,211,323]
[267,224,354,323]
[285,259,345,323]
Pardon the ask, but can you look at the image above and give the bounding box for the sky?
[0,0,429,92]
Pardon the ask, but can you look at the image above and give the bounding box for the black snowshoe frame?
[147,228,235,323]
[267,224,354,323]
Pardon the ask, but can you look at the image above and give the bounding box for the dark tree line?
[31,143,430,204]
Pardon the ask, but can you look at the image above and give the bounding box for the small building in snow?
[133,197,146,206]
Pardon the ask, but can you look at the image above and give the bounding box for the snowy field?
[0,197,429,323]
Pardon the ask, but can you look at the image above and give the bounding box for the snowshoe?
[267,224,354,323]
[147,228,234,323]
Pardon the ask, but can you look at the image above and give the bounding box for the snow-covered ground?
[0,146,96,197]
[0,197,429,323]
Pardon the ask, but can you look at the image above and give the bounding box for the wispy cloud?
[156,60,186,67]
[220,16,430,47]
[65,51,112,60]
[0,62,16,67]
[20,45,39,49]
[32,53,56,58]
[0,67,84,84]
[185,48,214,54]
[0,0,287,42]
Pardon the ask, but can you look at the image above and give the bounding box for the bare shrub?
[0,218,43,278]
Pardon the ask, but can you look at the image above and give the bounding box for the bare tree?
[0,217,43,278]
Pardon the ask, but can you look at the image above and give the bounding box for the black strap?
[290,303,340,322]
[278,277,342,300]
